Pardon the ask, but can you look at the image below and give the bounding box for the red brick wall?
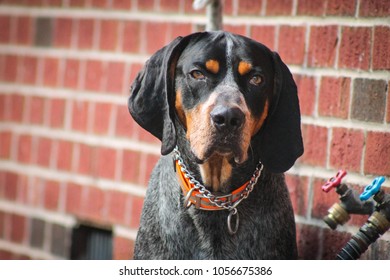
[0,0,389,260]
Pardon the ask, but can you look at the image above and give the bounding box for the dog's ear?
[257,52,304,173]
[128,35,197,155]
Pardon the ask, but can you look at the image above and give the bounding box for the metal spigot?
[321,170,375,229]
[337,177,389,260]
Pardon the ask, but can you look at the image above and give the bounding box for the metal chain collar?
[173,146,264,234]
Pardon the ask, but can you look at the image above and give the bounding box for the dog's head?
[129,32,303,179]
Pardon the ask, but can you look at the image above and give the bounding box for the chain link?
[173,147,263,212]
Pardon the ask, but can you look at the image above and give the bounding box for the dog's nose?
[210,105,244,131]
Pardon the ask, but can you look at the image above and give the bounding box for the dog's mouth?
[191,137,247,165]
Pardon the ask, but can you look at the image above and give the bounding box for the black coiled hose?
[337,223,381,260]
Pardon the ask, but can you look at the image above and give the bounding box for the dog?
[128,31,303,259]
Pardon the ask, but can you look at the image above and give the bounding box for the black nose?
[210,106,245,131]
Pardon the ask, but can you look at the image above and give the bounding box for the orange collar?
[174,159,252,211]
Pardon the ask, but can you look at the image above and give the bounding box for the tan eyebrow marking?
[238,61,252,76]
[205,59,220,74]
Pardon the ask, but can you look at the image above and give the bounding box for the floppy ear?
[257,52,304,173]
[128,35,196,155]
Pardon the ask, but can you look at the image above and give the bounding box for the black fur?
[128,31,303,259]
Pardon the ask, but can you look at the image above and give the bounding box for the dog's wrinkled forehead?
[177,32,274,83]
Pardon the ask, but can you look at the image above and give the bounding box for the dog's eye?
[190,70,205,80]
[250,75,263,86]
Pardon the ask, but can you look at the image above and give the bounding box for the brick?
[35,17,52,47]
[84,187,106,221]
[322,228,352,259]
[18,135,32,164]
[99,20,119,51]
[296,224,321,259]
[285,175,309,217]
[91,0,108,8]
[224,25,247,36]
[128,63,143,86]
[9,94,25,122]
[44,180,60,210]
[300,125,328,166]
[96,147,117,179]
[113,236,135,260]
[137,125,160,144]
[297,0,326,15]
[115,105,135,138]
[3,172,18,200]
[122,21,141,53]
[10,214,26,243]
[65,183,83,214]
[374,239,390,260]
[36,137,52,167]
[20,56,38,84]
[129,196,144,229]
[107,191,128,224]
[351,78,387,123]
[338,27,371,70]
[56,140,73,171]
[49,98,66,128]
[54,18,73,48]
[78,144,96,175]
[294,75,316,116]
[63,59,80,89]
[122,149,141,183]
[160,0,181,12]
[0,132,11,159]
[388,81,390,123]
[29,177,44,207]
[311,177,339,219]
[85,60,103,92]
[47,0,62,6]
[169,23,193,41]
[0,95,6,120]
[77,19,94,49]
[266,0,293,15]
[250,25,276,50]
[51,224,69,258]
[105,62,125,93]
[30,218,45,249]
[319,76,350,119]
[364,132,390,175]
[373,26,390,70]
[71,100,90,132]
[308,26,338,67]
[17,175,29,204]
[140,154,160,186]
[237,0,263,15]
[278,26,306,65]
[0,211,4,238]
[29,96,45,124]
[326,0,357,16]
[43,57,59,87]
[3,55,18,82]
[329,128,365,172]
[69,0,87,6]
[359,0,390,17]
[137,0,154,11]
[222,0,233,15]
[0,16,11,43]
[145,22,168,54]
[112,0,132,9]
[93,102,112,135]
[16,16,33,45]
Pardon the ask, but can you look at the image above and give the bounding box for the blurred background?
[0,0,389,259]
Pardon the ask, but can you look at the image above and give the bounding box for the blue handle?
[360,177,385,201]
